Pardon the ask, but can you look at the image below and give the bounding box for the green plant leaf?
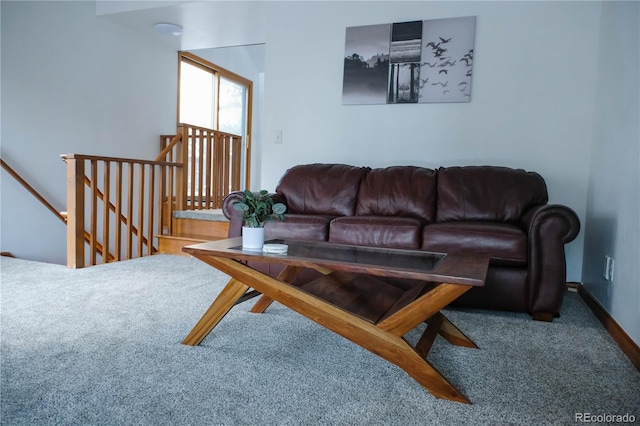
[272,203,287,215]
[235,189,288,227]
[233,201,249,212]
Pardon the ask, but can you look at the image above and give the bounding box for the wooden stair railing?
[160,124,243,211]
[1,158,67,224]
[1,157,112,261]
[5,124,241,268]
[80,175,151,252]
[62,154,183,268]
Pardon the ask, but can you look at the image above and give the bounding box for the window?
[178,52,253,191]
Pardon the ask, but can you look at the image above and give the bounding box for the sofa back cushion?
[355,166,437,223]
[275,163,370,216]
[436,166,548,223]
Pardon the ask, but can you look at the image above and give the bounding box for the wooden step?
[174,217,229,238]
[157,233,226,256]
[158,209,230,256]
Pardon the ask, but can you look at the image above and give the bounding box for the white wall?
[1,1,177,263]
[583,1,640,346]
[261,1,602,282]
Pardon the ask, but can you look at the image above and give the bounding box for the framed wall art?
[342,16,476,105]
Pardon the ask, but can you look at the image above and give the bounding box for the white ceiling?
[96,1,267,59]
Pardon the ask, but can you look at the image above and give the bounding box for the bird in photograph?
[434,48,448,57]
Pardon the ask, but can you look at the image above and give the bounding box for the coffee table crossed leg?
[182,254,476,404]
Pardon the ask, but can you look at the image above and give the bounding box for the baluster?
[197,130,204,209]
[168,164,175,235]
[159,165,167,238]
[223,134,231,208]
[213,132,222,208]
[232,136,241,192]
[115,162,122,261]
[205,133,213,208]
[102,161,110,263]
[147,165,155,254]
[90,159,98,266]
[190,128,197,209]
[126,162,134,260]
[137,164,145,257]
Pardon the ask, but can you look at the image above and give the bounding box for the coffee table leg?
[182,278,249,346]
[415,312,445,358]
[374,335,471,404]
[379,283,472,336]
[249,295,274,313]
[430,312,478,349]
[415,312,478,360]
[250,265,305,314]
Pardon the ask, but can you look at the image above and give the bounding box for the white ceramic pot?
[242,226,265,250]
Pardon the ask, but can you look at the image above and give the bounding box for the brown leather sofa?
[222,163,580,321]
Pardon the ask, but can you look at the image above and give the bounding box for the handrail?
[177,122,243,138]
[1,158,67,224]
[63,153,181,167]
[155,133,182,162]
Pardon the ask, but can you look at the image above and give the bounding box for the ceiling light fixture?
[154,23,183,36]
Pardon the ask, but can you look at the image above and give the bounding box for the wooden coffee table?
[182,237,489,404]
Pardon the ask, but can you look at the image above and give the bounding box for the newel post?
[63,155,85,268]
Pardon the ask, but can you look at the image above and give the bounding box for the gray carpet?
[1,255,638,425]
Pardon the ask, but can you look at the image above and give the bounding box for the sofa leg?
[532,312,555,322]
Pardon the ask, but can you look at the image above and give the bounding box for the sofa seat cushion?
[329,216,422,249]
[265,214,332,241]
[422,222,527,266]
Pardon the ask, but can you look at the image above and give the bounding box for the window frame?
[177,51,253,188]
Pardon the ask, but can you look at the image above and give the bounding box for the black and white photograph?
[388,21,423,104]
[418,16,476,103]
[342,16,476,105]
[342,23,391,105]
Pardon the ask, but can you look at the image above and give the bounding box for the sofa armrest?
[222,191,246,238]
[521,204,580,318]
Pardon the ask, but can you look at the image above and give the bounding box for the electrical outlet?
[604,256,615,281]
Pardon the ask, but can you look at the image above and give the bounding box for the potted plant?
[233,189,286,249]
